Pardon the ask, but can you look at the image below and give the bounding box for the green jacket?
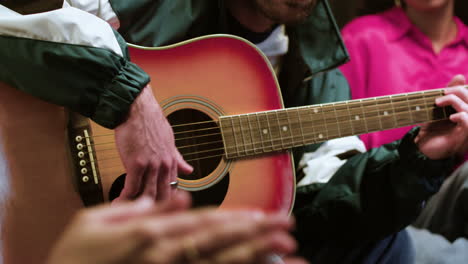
[0,0,453,258]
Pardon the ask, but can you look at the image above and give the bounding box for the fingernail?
[250,210,265,220]
[135,197,154,209]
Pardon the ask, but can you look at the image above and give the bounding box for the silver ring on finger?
[170,180,179,188]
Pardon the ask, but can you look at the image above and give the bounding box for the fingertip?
[171,190,192,209]
[179,161,194,175]
[134,196,155,209]
[448,74,467,87]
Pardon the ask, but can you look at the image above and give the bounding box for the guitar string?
[94,124,450,169]
[82,92,442,139]
[76,91,450,170]
[82,94,441,145]
[82,99,442,155]
[83,98,441,152]
[82,102,446,167]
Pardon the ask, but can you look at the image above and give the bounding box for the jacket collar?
[385,6,468,47]
[292,0,349,76]
[218,0,349,76]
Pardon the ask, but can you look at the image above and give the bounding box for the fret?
[239,115,254,156]
[422,91,432,122]
[431,90,452,120]
[303,106,318,144]
[267,111,282,150]
[231,116,246,156]
[321,105,340,140]
[383,96,398,130]
[425,91,445,120]
[334,102,353,137]
[247,114,263,154]
[391,94,413,127]
[273,110,286,149]
[254,113,267,153]
[257,112,273,153]
[375,98,384,131]
[219,116,236,158]
[332,104,342,137]
[405,94,415,124]
[407,93,429,123]
[359,100,369,133]
[345,101,355,135]
[294,108,307,145]
[310,105,328,142]
[347,100,368,135]
[361,98,381,133]
[277,110,294,148]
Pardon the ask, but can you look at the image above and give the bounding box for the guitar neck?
[220,88,456,159]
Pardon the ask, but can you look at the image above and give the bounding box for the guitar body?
[88,35,295,213]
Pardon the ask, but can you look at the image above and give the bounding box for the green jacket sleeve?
[0,6,150,128]
[293,128,454,244]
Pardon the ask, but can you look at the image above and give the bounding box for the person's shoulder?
[341,9,400,42]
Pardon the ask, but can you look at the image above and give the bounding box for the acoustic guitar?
[68,34,456,214]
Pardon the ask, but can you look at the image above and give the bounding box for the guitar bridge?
[68,113,104,206]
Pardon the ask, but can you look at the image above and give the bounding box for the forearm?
[0,5,149,128]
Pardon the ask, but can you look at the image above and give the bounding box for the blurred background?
[329,0,468,28]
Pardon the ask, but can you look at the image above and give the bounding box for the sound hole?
[167,108,228,207]
[167,109,224,179]
[107,109,229,207]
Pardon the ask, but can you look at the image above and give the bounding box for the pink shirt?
[340,7,468,150]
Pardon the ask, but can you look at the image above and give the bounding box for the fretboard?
[220,88,457,159]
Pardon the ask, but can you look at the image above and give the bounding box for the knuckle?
[134,156,148,170]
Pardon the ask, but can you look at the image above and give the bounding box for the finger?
[170,161,180,197]
[444,86,468,106]
[138,210,277,245]
[100,193,190,223]
[435,94,468,113]
[446,74,466,87]
[115,165,145,202]
[190,214,293,255]
[211,231,297,264]
[135,210,279,263]
[166,191,192,212]
[85,197,155,223]
[141,165,158,200]
[450,111,468,126]
[156,159,172,201]
[176,151,194,175]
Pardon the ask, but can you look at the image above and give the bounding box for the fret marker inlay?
[355,115,360,120]
[263,129,268,134]
[416,106,421,111]
[282,126,288,132]
[318,134,324,139]
[314,108,319,113]
[383,111,389,116]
